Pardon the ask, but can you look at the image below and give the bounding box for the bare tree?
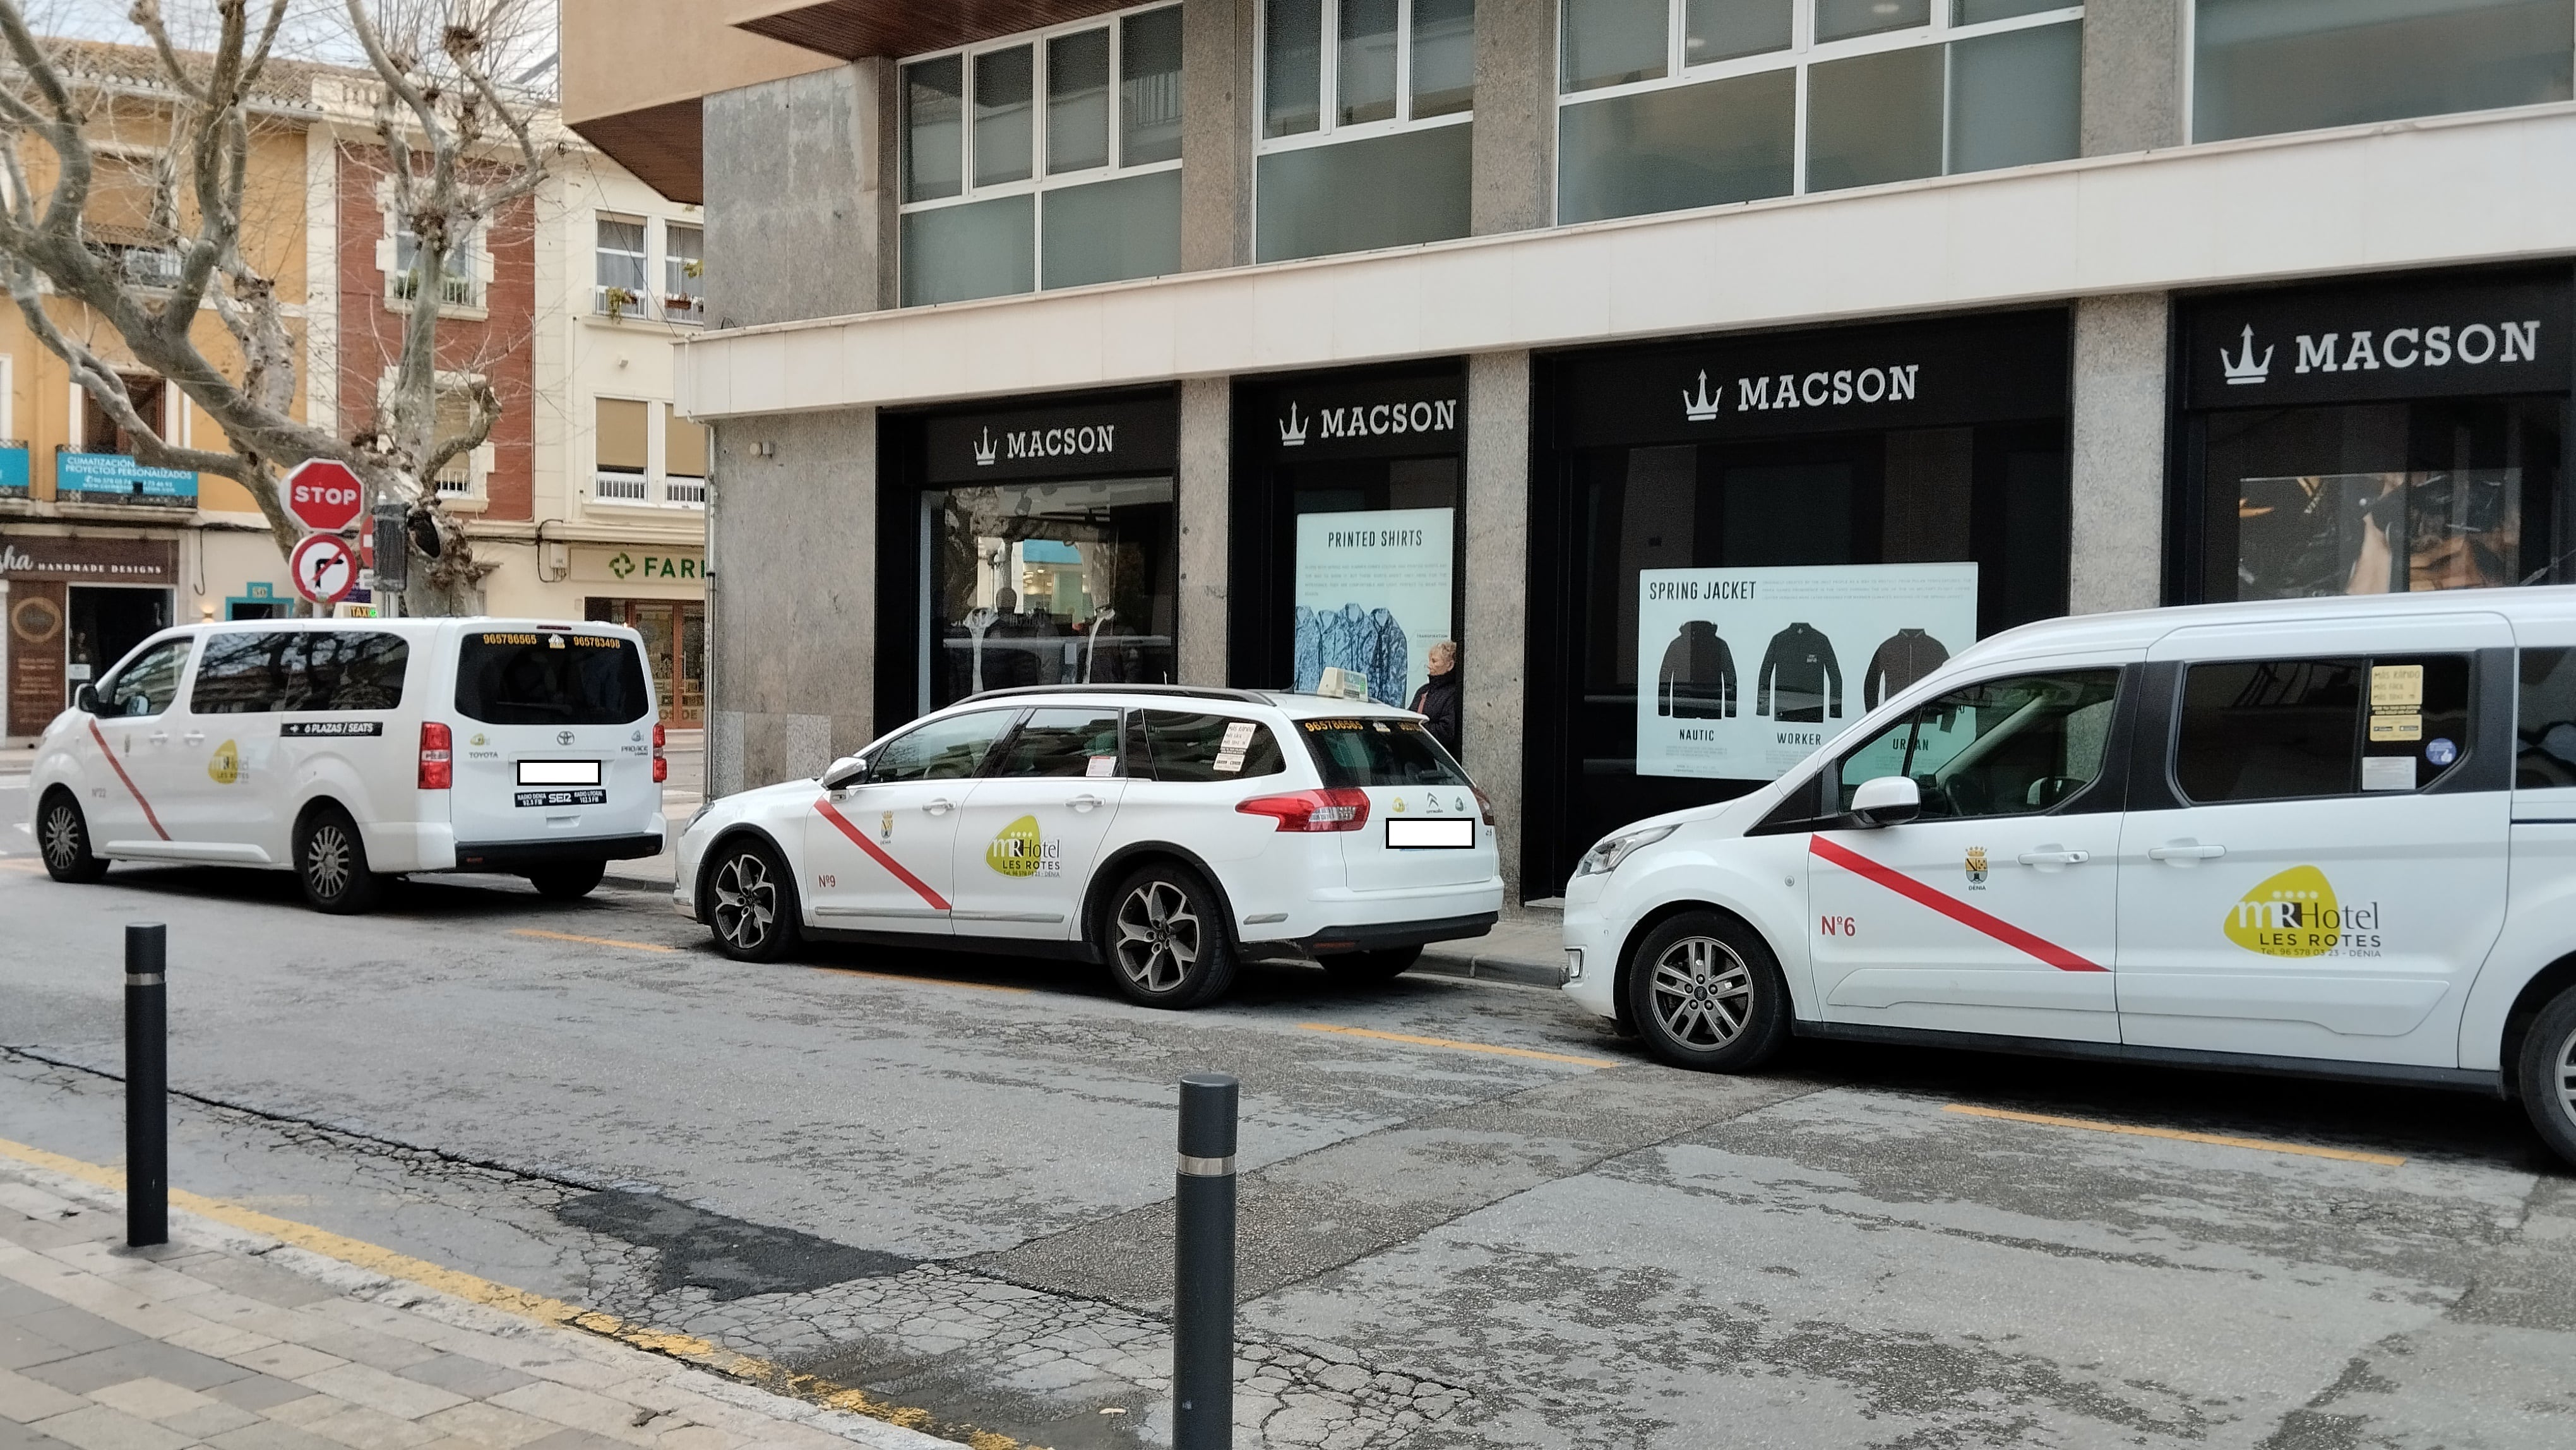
[0,1,560,614]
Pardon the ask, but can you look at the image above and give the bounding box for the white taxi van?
[1565,587,2576,1166]
[674,685,1502,1007]
[32,619,665,912]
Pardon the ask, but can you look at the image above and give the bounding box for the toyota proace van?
[1563,587,2576,1166]
[31,618,666,912]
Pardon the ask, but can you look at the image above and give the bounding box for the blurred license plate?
[519,760,600,786]
[516,789,606,808]
[1387,818,1474,848]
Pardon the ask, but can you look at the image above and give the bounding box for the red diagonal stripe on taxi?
[86,720,169,841]
[1808,834,2104,973]
[814,799,950,911]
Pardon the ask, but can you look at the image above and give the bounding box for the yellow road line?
[0,860,42,873]
[1299,1022,1621,1069]
[0,1135,1032,1449]
[817,966,1032,995]
[1943,1103,2407,1167]
[509,928,676,954]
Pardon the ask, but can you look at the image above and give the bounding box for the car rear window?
[1299,716,1470,788]
[191,630,408,714]
[1132,710,1285,782]
[455,630,650,726]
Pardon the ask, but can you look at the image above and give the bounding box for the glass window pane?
[1806,45,1944,192]
[903,56,963,201]
[1121,6,1186,165]
[1563,0,1669,92]
[1948,20,2080,174]
[1049,28,1112,172]
[2517,647,2576,788]
[1142,712,1289,781]
[900,194,1036,306]
[1255,121,1474,262]
[1412,0,1477,117]
[1835,670,2119,818]
[594,218,647,291]
[1557,69,1795,223]
[2176,659,2363,803]
[1265,0,1323,136]
[1685,0,1792,64]
[1955,0,2064,20]
[974,45,1034,186]
[930,480,1178,706]
[189,632,295,714]
[1339,0,1399,124]
[2195,0,2573,142]
[994,708,1126,777]
[1815,0,1930,42]
[1042,170,1183,289]
[291,633,408,712]
[872,711,1018,782]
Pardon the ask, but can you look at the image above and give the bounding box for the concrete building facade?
[564,0,2576,896]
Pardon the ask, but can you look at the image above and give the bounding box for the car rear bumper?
[450,830,665,873]
[362,822,455,874]
[1292,912,1498,956]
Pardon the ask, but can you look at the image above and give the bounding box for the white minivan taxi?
[32,618,666,912]
[674,685,1503,1008]
[1565,587,2576,1166]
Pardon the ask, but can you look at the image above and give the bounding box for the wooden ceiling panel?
[572,98,706,205]
[736,1,1134,61]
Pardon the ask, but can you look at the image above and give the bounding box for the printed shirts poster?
[1294,508,1453,706]
[1637,563,1978,780]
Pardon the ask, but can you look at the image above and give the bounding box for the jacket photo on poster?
[1657,621,1738,718]
[1758,623,1843,722]
[1865,626,1951,708]
[1292,508,1455,708]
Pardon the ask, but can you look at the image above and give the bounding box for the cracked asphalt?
[3,785,2573,1446]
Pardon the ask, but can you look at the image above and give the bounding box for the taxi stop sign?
[285,458,363,532]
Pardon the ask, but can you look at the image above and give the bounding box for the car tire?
[37,790,109,884]
[2516,985,2576,1168]
[705,837,799,964]
[295,805,386,914]
[1625,910,1791,1072]
[1102,862,1238,1009]
[1323,944,1422,986]
[528,861,607,900]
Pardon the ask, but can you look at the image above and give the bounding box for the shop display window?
[2193,0,2572,144]
[925,479,1178,710]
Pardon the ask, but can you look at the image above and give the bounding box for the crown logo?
[2221,325,2273,386]
[972,427,998,466]
[1682,369,1724,422]
[1279,402,1309,447]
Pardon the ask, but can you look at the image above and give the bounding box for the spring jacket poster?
[1637,563,1978,780]
[1293,508,1455,707]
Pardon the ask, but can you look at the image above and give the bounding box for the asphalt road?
[1,782,2572,1448]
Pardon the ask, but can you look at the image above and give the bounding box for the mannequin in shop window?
[1410,640,1462,760]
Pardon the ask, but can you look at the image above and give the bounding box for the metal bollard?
[1173,1072,1238,1449]
[124,923,167,1249]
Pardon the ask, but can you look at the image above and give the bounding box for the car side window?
[2175,654,2469,803]
[1136,711,1285,782]
[189,631,299,714]
[97,638,191,719]
[1834,669,2120,820]
[287,632,408,711]
[869,710,1017,782]
[991,708,1124,778]
[2517,647,2576,788]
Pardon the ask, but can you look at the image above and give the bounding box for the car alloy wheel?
[711,849,781,955]
[304,820,354,898]
[40,801,83,872]
[1649,935,1754,1050]
[2554,1019,2576,1136]
[1115,880,1202,995]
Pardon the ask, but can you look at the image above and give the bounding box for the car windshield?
[455,630,650,726]
[1298,716,1471,788]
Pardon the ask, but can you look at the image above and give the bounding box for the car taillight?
[1236,788,1371,832]
[1472,786,1495,825]
[419,722,451,791]
[652,721,667,784]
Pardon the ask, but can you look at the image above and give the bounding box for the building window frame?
[895,1,1186,301]
[1553,0,2084,208]
[2182,0,2576,146]
[586,395,708,512]
[1256,0,1478,157]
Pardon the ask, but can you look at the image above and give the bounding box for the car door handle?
[147,732,169,745]
[1068,794,1106,812]
[2017,849,2089,866]
[2148,842,2226,862]
[922,798,956,816]
[182,731,204,745]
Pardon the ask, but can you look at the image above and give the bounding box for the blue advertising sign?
[0,444,28,496]
[56,450,198,500]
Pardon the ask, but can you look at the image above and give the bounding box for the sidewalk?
[0,1160,956,1450]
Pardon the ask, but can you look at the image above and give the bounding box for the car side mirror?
[72,684,99,715]
[1849,776,1921,829]
[821,755,868,791]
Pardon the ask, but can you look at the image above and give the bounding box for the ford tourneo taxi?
[32,619,666,912]
[1565,588,2576,1166]
[675,685,1503,1007]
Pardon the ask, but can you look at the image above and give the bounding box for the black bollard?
[124,923,167,1249]
[1173,1072,1238,1449]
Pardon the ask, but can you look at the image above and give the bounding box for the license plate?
[516,789,606,808]
[1387,818,1474,849]
[518,760,600,786]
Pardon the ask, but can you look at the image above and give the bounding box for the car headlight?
[1574,824,1676,877]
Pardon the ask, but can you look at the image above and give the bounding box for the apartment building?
[564,0,2576,894]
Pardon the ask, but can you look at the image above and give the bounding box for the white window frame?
[587,396,706,511]
[2179,0,2576,145]
[375,368,494,505]
[895,1,1187,297]
[388,220,486,310]
[662,222,705,325]
[1554,1,2084,201]
[1256,0,1479,160]
[593,212,652,318]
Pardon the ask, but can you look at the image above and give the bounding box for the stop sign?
[285,458,363,532]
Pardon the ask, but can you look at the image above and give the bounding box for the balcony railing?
[392,268,481,308]
[594,470,649,501]
[100,243,183,289]
[665,477,707,506]
[662,291,705,324]
[432,460,474,497]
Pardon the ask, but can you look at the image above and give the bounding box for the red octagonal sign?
[285,458,363,532]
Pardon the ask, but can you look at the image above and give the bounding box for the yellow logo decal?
[986,815,1059,878]
[207,740,240,784]
[880,810,895,841]
[2225,865,2342,957]
[1964,846,1988,885]
[1392,796,1407,813]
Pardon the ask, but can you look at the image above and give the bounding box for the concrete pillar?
[1471,0,1556,234]
[1462,351,1531,899]
[2068,293,2169,615]
[2080,0,2184,156]
[1176,378,1232,685]
[1181,0,1255,271]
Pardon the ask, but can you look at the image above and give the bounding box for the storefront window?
[2193,0,2572,144]
[1256,0,1475,262]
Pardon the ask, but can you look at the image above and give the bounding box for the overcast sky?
[26,1,558,88]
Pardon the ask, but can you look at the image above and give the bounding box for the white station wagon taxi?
[674,686,1503,1007]
[1565,587,2576,1166]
